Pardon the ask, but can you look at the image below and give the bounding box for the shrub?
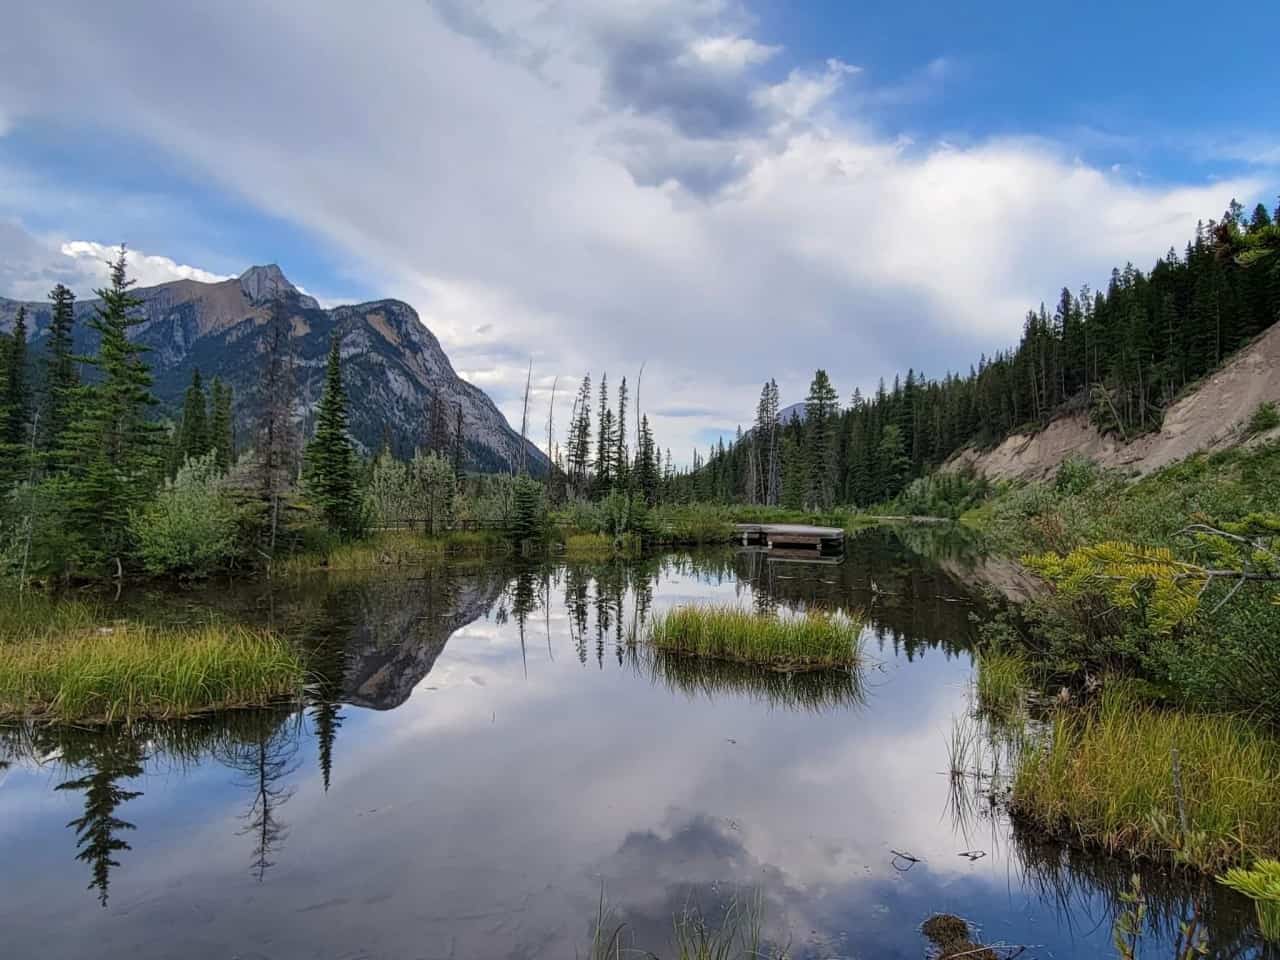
[129,454,240,576]
[1247,401,1280,437]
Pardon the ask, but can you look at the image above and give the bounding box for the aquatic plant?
[0,620,305,722]
[1011,683,1280,873]
[646,604,862,669]
[1218,860,1280,942]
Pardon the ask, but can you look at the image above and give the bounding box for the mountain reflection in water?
[0,531,1270,959]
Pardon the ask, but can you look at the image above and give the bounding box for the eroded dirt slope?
[948,322,1280,481]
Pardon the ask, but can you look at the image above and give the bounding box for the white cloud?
[688,35,779,69]
[59,240,232,288]
[0,0,1263,461]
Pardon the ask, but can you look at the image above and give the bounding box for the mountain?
[0,265,547,474]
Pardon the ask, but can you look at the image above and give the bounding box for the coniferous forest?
[675,198,1280,509]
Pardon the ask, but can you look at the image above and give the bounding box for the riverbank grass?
[280,529,504,573]
[975,650,1029,718]
[647,604,862,670]
[1012,683,1280,872]
[0,606,305,722]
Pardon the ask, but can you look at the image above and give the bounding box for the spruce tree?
[42,283,78,461]
[57,246,165,566]
[804,369,839,508]
[4,305,29,448]
[173,368,209,470]
[209,377,235,470]
[304,335,361,537]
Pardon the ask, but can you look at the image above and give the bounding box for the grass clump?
[279,529,503,573]
[647,604,862,670]
[0,619,305,723]
[921,914,996,960]
[1011,683,1280,873]
[975,650,1029,718]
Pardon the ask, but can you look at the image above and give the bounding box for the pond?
[0,529,1268,958]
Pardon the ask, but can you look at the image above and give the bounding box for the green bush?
[1247,401,1280,437]
[129,454,240,576]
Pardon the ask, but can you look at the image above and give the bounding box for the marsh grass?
[975,651,1030,719]
[280,529,504,574]
[0,618,305,723]
[646,604,862,670]
[1012,682,1280,872]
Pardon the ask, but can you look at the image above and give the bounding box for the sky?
[1,0,1277,460]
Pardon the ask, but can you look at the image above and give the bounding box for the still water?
[0,530,1266,958]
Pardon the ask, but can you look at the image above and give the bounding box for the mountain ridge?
[0,266,547,474]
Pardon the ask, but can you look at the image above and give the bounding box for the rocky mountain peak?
[239,264,317,307]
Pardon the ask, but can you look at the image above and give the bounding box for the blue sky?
[1,0,1276,458]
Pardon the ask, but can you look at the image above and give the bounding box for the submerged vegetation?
[1011,683,1280,874]
[646,604,862,670]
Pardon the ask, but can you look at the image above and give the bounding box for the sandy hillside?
[947,321,1280,482]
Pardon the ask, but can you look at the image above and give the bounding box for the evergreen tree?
[3,304,29,448]
[566,374,592,496]
[303,335,361,537]
[804,369,839,508]
[210,377,235,470]
[615,376,629,490]
[173,368,210,471]
[57,246,164,566]
[41,283,78,461]
[594,374,614,493]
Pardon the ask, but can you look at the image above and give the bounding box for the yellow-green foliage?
[1023,541,1205,634]
[647,604,862,669]
[1219,860,1280,941]
[1012,684,1280,873]
[562,532,615,555]
[0,620,305,722]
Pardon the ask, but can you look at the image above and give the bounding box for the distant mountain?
[778,401,807,425]
[0,265,547,474]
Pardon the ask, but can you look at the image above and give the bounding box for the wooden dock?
[733,523,845,552]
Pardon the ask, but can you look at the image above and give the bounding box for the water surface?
[0,530,1266,958]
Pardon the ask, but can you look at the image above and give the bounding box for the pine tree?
[209,378,235,470]
[566,375,592,495]
[303,335,361,537]
[804,369,839,508]
[594,374,614,492]
[172,368,210,471]
[615,375,629,491]
[57,246,165,566]
[4,304,29,448]
[41,283,78,461]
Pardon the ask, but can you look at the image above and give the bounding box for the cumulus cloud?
[0,0,1263,459]
[0,223,231,302]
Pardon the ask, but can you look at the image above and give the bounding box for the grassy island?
[646,604,862,670]
[0,599,305,723]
